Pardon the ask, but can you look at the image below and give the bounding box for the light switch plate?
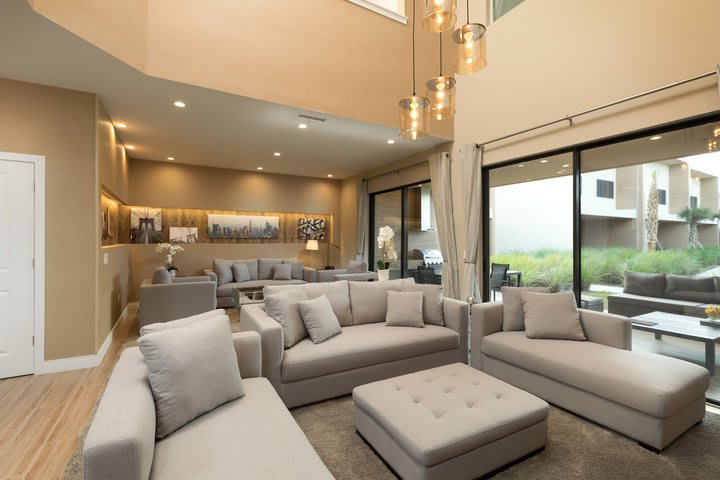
[103,253,109,265]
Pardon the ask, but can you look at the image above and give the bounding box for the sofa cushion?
[386,291,424,328]
[283,259,305,280]
[152,267,172,285]
[401,283,444,326]
[624,271,666,298]
[347,260,368,273]
[137,316,245,438]
[217,280,306,298]
[666,274,716,295]
[522,292,586,341]
[265,281,353,326]
[668,290,720,303]
[265,289,308,349]
[349,278,416,325]
[298,295,342,344]
[150,378,333,480]
[281,323,459,383]
[273,264,292,280]
[140,309,227,336]
[259,258,284,280]
[501,287,551,331]
[231,263,251,283]
[213,260,234,285]
[482,331,709,418]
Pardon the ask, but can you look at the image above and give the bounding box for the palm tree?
[678,206,714,248]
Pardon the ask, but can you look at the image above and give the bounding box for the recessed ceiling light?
[298,123,308,129]
[174,100,186,108]
[126,145,135,150]
[327,174,333,178]
[518,164,525,168]
[115,122,127,128]
[273,152,281,157]
[167,156,175,161]
[557,170,564,174]
[562,164,570,168]
[387,139,395,144]
[256,167,264,170]
[540,159,548,163]
[650,135,662,140]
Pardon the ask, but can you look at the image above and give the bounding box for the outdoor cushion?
[264,288,308,349]
[259,258,285,280]
[522,291,586,341]
[665,274,715,294]
[213,261,234,285]
[281,323,459,383]
[273,264,292,280]
[385,291,424,328]
[265,281,354,326]
[668,290,720,303]
[217,280,306,298]
[482,331,709,418]
[624,271,666,298]
[501,286,551,331]
[282,259,305,280]
[401,283,444,326]
[349,278,416,325]
[231,263,251,283]
[150,378,333,480]
[298,295,342,343]
[152,267,172,285]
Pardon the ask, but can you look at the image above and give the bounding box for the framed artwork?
[208,214,280,239]
[130,207,163,244]
[298,218,326,240]
[169,227,199,244]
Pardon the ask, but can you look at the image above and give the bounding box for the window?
[347,0,406,23]
[596,179,614,199]
[658,189,667,205]
[690,195,698,208]
[492,0,526,21]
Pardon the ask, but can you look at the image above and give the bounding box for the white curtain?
[461,145,482,302]
[429,152,460,299]
[356,179,369,261]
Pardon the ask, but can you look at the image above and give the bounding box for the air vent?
[298,114,327,123]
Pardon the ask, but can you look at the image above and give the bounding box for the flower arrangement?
[376,226,397,270]
[705,305,720,323]
[155,243,184,272]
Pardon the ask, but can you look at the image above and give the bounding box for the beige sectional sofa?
[471,302,710,451]
[83,331,333,480]
[241,279,469,408]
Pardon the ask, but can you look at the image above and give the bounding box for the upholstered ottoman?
[353,363,549,480]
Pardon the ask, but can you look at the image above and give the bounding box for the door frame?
[0,151,45,375]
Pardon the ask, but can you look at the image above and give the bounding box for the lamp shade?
[426,75,456,120]
[399,95,431,140]
[422,0,457,33]
[305,239,319,251]
[452,23,487,74]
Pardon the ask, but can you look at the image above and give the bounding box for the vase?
[377,269,390,281]
[169,269,176,278]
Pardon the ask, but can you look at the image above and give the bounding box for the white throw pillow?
[273,263,292,280]
[522,291,586,341]
[298,295,342,344]
[137,315,244,439]
[400,284,444,326]
[232,263,251,283]
[264,288,308,348]
[139,309,227,336]
[385,291,424,328]
[501,286,551,331]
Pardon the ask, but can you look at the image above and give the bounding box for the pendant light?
[452,0,487,74]
[399,0,430,140]
[426,33,456,120]
[422,0,457,33]
[709,125,720,152]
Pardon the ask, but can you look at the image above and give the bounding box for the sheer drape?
[461,145,482,302]
[429,152,460,299]
[356,179,369,261]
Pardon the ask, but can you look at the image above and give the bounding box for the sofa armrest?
[303,266,317,283]
[579,309,632,350]
[470,302,503,369]
[443,298,469,363]
[203,269,218,284]
[232,331,262,378]
[317,269,347,282]
[139,281,217,328]
[172,275,211,284]
[239,304,283,388]
[83,349,155,480]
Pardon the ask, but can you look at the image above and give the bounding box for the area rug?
[64,396,719,480]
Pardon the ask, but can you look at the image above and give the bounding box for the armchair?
[139,267,217,328]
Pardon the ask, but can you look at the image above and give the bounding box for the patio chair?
[490,263,510,301]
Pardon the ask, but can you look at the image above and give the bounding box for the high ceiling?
[0,0,449,179]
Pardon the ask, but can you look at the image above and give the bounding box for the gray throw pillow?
[232,263,251,283]
[152,267,172,284]
[665,274,715,294]
[522,291,586,341]
[347,260,368,274]
[258,258,283,280]
[140,310,227,336]
[400,283,444,326]
[283,259,305,280]
[385,291,424,328]
[264,288,308,348]
[273,264,292,280]
[501,286,551,331]
[298,295,342,344]
[213,260,234,285]
[137,315,244,439]
[623,271,666,298]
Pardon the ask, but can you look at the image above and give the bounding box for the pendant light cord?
[439,33,443,76]
[412,0,416,95]
[467,0,470,23]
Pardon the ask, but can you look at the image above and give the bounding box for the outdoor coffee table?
[631,311,720,375]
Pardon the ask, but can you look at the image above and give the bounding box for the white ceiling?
[0,0,448,179]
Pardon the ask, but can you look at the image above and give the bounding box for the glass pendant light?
[452,0,487,74]
[708,125,720,152]
[422,0,457,33]
[400,0,431,140]
[426,33,456,120]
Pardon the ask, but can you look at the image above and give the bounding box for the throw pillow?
[665,274,715,294]
[137,315,244,439]
[264,288,308,348]
[258,258,284,280]
[152,267,172,285]
[349,278,416,325]
[273,264,292,280]
[283,259,305,280]
[347,260,368,274]
[385,291,424,328]
[140,310,227,336]
[623,271,666,298]
[400,283,444,326]
[213,260,233,285]
[501,286,551,331]
[298,295,342,344]
[232,263,251,283]
[522,291,586,341]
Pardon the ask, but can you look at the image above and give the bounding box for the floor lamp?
[324,242,340,271]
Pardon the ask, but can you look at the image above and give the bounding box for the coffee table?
[231,287,264,310]
[631,311,720,375]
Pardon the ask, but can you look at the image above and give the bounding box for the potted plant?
[376,226,397,281]
[155,243,184,277]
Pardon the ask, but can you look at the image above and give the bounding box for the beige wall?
[96,100,129,203]
[29,0,454,138]
[97,245,129,346]
[0,78,97,360]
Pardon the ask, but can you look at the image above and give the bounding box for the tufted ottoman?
[353,363,549,480]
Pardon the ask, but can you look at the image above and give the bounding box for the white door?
[0,159,35,378]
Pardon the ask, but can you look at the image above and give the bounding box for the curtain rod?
[475,65,720,149]
[362,159,430,182]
